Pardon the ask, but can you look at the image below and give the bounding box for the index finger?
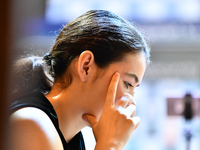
[105,72,120,107]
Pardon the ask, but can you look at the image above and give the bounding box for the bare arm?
[9,107,63,150]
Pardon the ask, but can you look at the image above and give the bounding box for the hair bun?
[43,53,50,61]
[43,53,52,66]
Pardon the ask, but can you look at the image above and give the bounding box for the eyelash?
[124,81,133,89]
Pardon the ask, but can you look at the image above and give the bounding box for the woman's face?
[85,52,147,119]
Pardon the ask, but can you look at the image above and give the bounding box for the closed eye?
[124,81,133,89]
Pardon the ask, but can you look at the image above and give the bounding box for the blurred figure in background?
[183,93,194,122]
[182,93,194,150]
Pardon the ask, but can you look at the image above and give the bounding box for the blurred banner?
[45,0,200,43]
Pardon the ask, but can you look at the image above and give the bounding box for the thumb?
[82,114,98,128]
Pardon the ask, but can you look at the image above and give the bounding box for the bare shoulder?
[9,107,63,150]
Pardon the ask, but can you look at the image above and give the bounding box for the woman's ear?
[77,50,95,82]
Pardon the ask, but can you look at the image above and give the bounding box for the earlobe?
[77,50,95,82]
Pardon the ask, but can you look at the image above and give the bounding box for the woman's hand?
[83,72,140,150]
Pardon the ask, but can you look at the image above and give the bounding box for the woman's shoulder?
[9,107,63,150]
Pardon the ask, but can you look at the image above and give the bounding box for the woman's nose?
[128,89,135,97]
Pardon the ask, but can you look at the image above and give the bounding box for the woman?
[9,10,150,150]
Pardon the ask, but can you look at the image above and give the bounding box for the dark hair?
[11,56,52,97]
[12,10,150,97]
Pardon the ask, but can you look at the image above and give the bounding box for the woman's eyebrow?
[125,73,139,83]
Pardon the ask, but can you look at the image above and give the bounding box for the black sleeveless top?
[10,89,86,150]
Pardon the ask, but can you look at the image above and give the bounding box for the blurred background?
[3,0,200,149]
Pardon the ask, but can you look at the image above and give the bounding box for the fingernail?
[82,115,88,122]
[121,93,130,101]
[115,72,120,77]
[122,93,136,105]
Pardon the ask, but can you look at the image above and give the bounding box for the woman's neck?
[45,82,87,142]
